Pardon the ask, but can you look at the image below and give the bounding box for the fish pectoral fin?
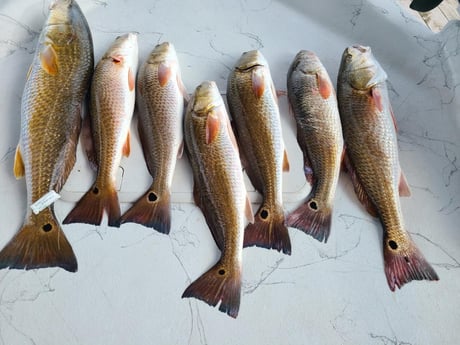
[39,44,58,76]
[317,72,332,99]
[13,144,25,179]
[128,67,135,91]
[158,62,172,87]
[251,67,265,99]
[370,87,384,112]
[344,152,379,217]
[245,195,254,223]
[205,112,220,145]
[122,130,131,157]
[283,149,290,172]
[399,168,411,197]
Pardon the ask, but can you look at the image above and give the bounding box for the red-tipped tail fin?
[63,184,120,227]
[0,211,77,272]
[182,262,241,318]
[384,235,438,291]
[286,199,332,243]
[243,205,291,255]
[120,189,171,234]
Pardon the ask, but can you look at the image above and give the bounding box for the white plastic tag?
[31,190,61,215]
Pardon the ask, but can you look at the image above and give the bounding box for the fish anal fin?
[13,145,25,179]
[283,149,290,172]
[182,261,242,318]
[399,168,411,197]
[317,72,332,99]
[40,44,58,76]
[82,114,97,171]
[0,209,77,272]
[245,195,254,223]
[384,233,438,291]
[344,152,379,217]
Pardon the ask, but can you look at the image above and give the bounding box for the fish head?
[340,45,387,90]
[291,50,323,75]
[46,0,84,46]
[234,50,267,71]
[192,81,224,116]
[104,33,139,70]
[147,42,178,65]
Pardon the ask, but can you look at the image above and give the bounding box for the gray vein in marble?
[330,303,354,342]
[238,31,264,49]
[438,196,460,215]
[369,333,412,345]
[239,0,273,12]
[119,231,157,249]
[0,14,39,57]
[349,0,364,28]
[411,232,460,269]
[242,257,284,294]
[0,147,15,163]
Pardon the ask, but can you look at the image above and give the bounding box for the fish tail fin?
[384,234,439,291]
[0,210,77,272]
[182,261,242,318]
[243,204,291,255]
[63,183,120,227]
[286,199,332,243]
[120,189,171,234]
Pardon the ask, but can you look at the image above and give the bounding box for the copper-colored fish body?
[337,45,438,290]
[286,50,344,243]
[63,33,138,227]
[120,42,186,233]
[0,0,94,271]
[227,50,291,255]
[182,81,252,318]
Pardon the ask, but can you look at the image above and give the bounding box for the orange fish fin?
[283,149,290,172]
[13,145,25,179]
[243,204,291,255]
[317,72,332,99]
[158,62,172,87]
[276,89,287,98]
[0,209,77,272]
[252,68,265,98]
[383,233,438,291]
[371,87,384,112]
[63,184,121,227]
[182,260,242,318]
[81,114,97,171]
[39,44,58,76]
[122,130,131,157]
[344,152,378,217]
[245,195,254,223]
[120,188,171,234]
[399,168,411,197]
[300,143,314,185]
[206,112,220,145]
[128,67,135,91]
[286,198,332,243]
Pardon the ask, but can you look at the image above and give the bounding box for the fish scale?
[337,44,438,290]
[0,0,94,272]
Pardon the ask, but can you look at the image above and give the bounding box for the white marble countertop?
[0,0,459,344]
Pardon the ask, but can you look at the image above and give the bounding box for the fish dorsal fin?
[283,149,290,172]
[13,144,25,179]
[399,168,411,197]
[371,87,384,112]
[158,62,172,87]
[245,195,254,223]
[206,111,220,145]
[344,151,379,217]
[122,131,131,157]
[128,67,135,92]
[252,68,265,99]
[39,44,58,76]
[317,72,332,99]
